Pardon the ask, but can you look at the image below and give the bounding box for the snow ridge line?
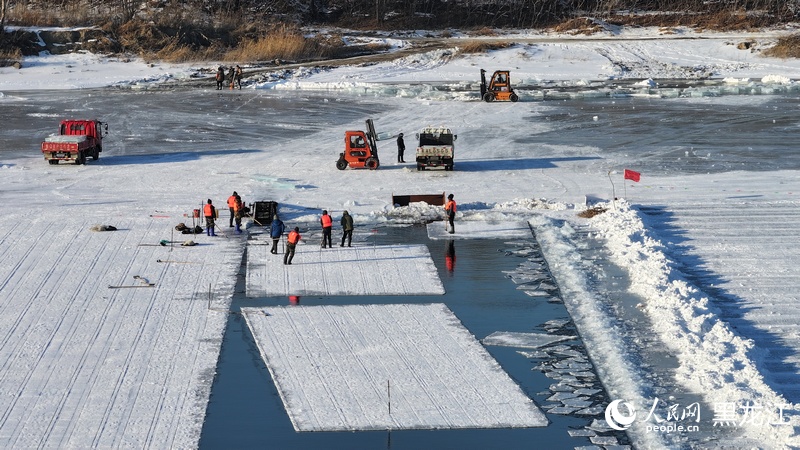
[588,201,799,447]
[528,214,669,450]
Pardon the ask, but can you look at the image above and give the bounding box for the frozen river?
[5,88,799,174]
[3,87,800,449]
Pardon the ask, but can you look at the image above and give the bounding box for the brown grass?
[0,48,22,67]
[577,207,607,219]
[763,34,800,59]
[457,40,512,54]
[7,2,95,27]
[467,27,498,37]
[222,26,354,62]
[551,17,606,35]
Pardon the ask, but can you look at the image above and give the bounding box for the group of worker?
[275,209,352,265]
[215,65,243,90]
[201,192,246,236]
[201,192,457,264]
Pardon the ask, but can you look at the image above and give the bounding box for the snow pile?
[588,201,800,446]
[761,74,792,85]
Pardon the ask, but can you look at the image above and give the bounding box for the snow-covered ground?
[2,25,800,449]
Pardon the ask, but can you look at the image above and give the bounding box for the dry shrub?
[223,25,348,62]
[468,27,497,37]
[552,17,605,35]
[8,2,94,27]
[0,47,22,67]
[7,7,61,26]
[763,34,800,59]
[602,10,771,32]
[154,42,197,62]
[458,40,511,54]
[577,207,607,219]
[116,20,171,54]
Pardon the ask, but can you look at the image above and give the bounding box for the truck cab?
[42,119,108,165]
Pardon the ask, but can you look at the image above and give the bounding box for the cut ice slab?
[482,331,578,349]
[242,303,548,431]
[245,243,444,297]
[427,220,531,240]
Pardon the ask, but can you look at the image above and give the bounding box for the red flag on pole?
[624,169,641,182]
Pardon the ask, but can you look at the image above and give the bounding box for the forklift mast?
[365,119,378,159]
[480,69,487,96]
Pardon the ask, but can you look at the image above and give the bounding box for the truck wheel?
[48,160,59,165]
[365,158,378,170]
[510,93,519,102]
[92,147,99,160]
[336,159,348,170]
[483,92,494,102]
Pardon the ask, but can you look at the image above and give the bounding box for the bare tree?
[1,0,11,41]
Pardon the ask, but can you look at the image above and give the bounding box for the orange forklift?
[480,69,519,102]
[336,119,380,170]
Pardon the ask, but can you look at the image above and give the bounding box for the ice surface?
[482,331,577,349]
[0,218,238,449]
[245,242,444,296]
[426,220,530,240]
[242,303,548,431]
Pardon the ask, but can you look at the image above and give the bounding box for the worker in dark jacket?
[340,210,353,247]
[270,214,285,254]
[204,199,217,236]
[320,210,333,248]
[284,227,301,265]
[215,66,225,90]
[233,194,244,234]
[397,133,405,163]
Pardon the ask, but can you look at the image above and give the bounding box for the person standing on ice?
[234,65,243,89]
[340,210,353,247]
[320,210,333,248]
[228,66,236,89]
[204,199,217,236]
[233,193,244,234]
[270,214,285,254]
[215,66,226,90]
[284,227,301,265]
[227,191,238,227]
[396,133,405,163]
[444,193,456,234]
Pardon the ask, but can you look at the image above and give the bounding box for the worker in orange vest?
[284,227,301,265]
[233,194,244,234]
[320,210,333,248]
[227,191,238,228]
[444,193,456,234]
[203,199,217,236]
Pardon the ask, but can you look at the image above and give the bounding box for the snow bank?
[588,201,800,447]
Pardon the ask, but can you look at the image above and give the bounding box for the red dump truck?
[41,119,108,165]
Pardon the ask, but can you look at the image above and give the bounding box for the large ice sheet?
[482,331,577,349]
[242,303,548,431]
[246,243,445,297]
[427,220,531,240]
